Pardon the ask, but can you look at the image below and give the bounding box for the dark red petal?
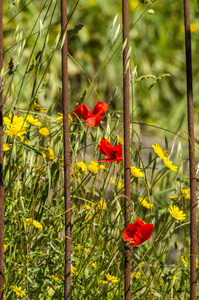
[85,115,102,127]
[123,218,153,246]
[112,144,123,156]
[98,138,114,159]
[135,217,145,226]
[98,158,117,163]
[136,224,154,244]
[73,104,92,120]
[112,144,123,163]
[116,156,123,164]
[123,223,137,241]
[93,102,109,116]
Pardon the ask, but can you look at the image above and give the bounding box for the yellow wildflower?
[105,273,119,283]
[118,182,124,192]
[169,205,186,221]
[89,161,105,172]
[85,214,93,222]
[4,244,7,252]
[138,197,154,209]
[71,266,77,274]
[190,23,199,33]
[3,143,10,151]
[181,23,198,33]
[152,144,168,159]
[5,125,26,138]
[131,166,144,178]
[4,115,27,139]
[11,115,28,127]
[25,218,32,225]
[12,286,26,297]
[131,271,141,279]
[75,162,87,175]
[98,164,105,170]
[96,200,107,210]
[88,164,99,174]
[52,275,62,282]
[40,251,43,255]
[39,127,50,137]
[89,0,97,6]
[90,160,98,166]
[18,165,22,171]
[129,0,140,12]
[33,102,46,112]
[3,116,11,127]
[196,258,198,269]
[44,148,55,161]
[180,255,187,266]
[163,158,178,172]
[33,220,43,229]
[56,113,72,126]
[84,204,91,210]
[181,188,190,200]
[26,115,42,126]
[168,195,179,201]
[91,262,97,268]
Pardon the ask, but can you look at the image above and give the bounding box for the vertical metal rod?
[61,0,71,299]
[0,0,4,298]
[122,1,131,299]
[183,0,197,299]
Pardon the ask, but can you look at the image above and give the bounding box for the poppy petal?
[98,138,114,159]
[73,104,92,120]
[136,224,154,244]
[123,217,153,246]
[93,102,109,116]
[85,115,102,127]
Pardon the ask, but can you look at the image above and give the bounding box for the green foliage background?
[2,0,199,299]
[3,0,199,132]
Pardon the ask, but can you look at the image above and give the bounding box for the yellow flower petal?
[131,166,144,177]
[169,205,186,221]
[44,148,55,161]
[39,127,50,137]
[75,162,87,174]
[32,220,43,229]
[96,200,107,210]
[105,273,118,283]
[3,143,10,151]
[25,218,32,225]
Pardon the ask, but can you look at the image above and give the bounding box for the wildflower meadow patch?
[1,0,199,299]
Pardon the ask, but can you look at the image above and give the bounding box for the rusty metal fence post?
[0,0,4,298]
[183,0,197,299]
[61,0,71,299]
[122,0,131,299]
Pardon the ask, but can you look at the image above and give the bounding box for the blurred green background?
[3,0,199,136]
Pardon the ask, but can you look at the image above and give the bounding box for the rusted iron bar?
[0,0,4,298]
[122,0,131,299]
[183,0,197,299]
[61,0,71,299]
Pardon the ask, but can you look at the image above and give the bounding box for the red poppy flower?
[123,217,153,246]
[98,138,123,164]
[73,102,109,127]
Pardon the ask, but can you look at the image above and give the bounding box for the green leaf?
[68,24,84,39]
